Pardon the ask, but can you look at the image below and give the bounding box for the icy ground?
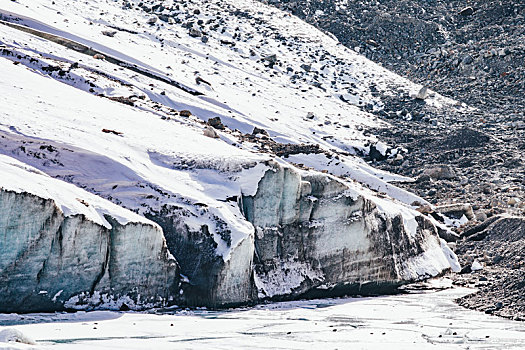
[1,281,525,350]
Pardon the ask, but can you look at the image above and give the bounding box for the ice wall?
[145,205,256,308]
[0,189,178,312]
[242,161,452,300]
[0,158,455,311]
[143,160,455,307]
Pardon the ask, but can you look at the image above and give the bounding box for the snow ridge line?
[0,16,204,96]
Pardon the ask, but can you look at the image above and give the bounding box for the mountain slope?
[0,0,458,309]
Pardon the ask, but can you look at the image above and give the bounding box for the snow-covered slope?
[0,0,458,309]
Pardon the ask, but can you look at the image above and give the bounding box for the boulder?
[203,125,220,138]
[434,203,475,221]
[422,165,455,180]
[459,7,474,16]
[415,86,428,100]
[189,28,202,37]
[207,116,226,130]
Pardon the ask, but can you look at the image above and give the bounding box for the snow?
[400,239,450,280]
[0,0,504,344]
[0,0,456,187]
[0,154,154,228]
[285,153,426,206]
[0,0,437,207]
[0,329,36,346]
[51,291,63,303]
[0,54,263,260]
[1,285,525,349]
[441,240,462,273]
[374,141,388,156]
[0,0,459,298]
[471,260,483,272]
[444,214,469,228]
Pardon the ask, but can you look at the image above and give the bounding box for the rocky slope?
[453,216,525,321]
[0,0,461,311]
[266,0,524,120]
[266,0,525,318]
[266,0,525,218]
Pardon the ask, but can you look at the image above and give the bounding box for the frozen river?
[1,283,525,349]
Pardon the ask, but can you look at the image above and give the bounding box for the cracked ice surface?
[1,283,525,349]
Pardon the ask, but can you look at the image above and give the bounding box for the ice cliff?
[0,156,178,312]
[244,161,452,300]
[0,0,459,311]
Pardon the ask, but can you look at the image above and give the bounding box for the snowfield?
[0,0,460,311]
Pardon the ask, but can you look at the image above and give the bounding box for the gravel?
[265,0,525,319]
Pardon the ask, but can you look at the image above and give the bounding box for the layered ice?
[0,155,178,312]
[243,161,452,299]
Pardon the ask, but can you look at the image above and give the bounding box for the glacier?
[243,161,452,300]
[0,155,178,312]
[0,0,460,311]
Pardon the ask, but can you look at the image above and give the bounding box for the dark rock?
[147,16,157,25]
[460,264,472,274]
[195,76,211,86]
[369,145,387,161]
[189,28,202,37]
[179,110,192,117]
[252,126,269,136]
[207,117,225,130]
[462,54,473,65]
[459,7,474,16]
[416,174,432,183]
[422,165,455,180]
[438,128,490,150]
[262,54,277,64]
[107,96,135,106]
[101,30,117,37]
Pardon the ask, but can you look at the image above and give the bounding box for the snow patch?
[0,329,36,345]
